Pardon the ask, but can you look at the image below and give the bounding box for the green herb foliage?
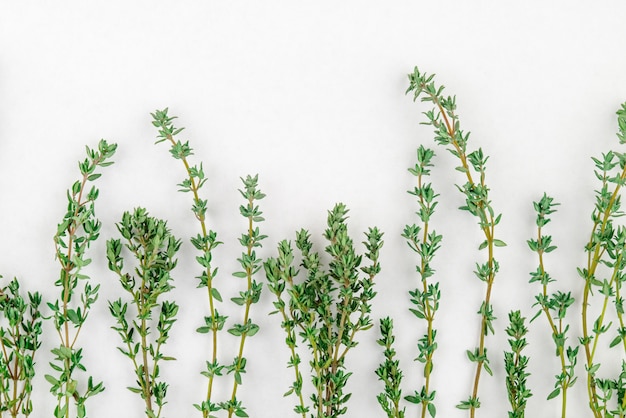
[107,208,181,418]
[376,145,441,418]
[0,277,42,417]
[402,145,442,418]
[579,103,626,417]
[503,311,531,418]
[407,67,504,417]
[265,203,383,418]
[151,109,266,417]
[47,139,115,418]
[527,194,577,417]
[151,108,223,417]
[221,175,266,418]
[375,318,405,418]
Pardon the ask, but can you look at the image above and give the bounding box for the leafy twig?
[0,277,42,417]
[107,207,181,418]
[527,194,577,417]
[504,311,532,418]
[46,139,115,418]
[407,67,504,417]
[265,203,383,418]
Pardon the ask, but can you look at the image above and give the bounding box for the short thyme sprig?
[527,193,577,417]
[221,175,266,418]
[580,103,626,417]
[47,139,115,418]
[503,311,531,418]
[106,208,181,418]
[151,109,225,417]
[375,317,405,418]
[407,67,505,417]
[0,277,42,417]
[265,203,383,418]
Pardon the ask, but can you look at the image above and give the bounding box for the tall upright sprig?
[222,175,266,418]
[47,139,116,418]
[580,103,626,417]
[403,145,442,418]
[527,194,577,417]
[106,208,181,418]
[407,67,505,417]
[265,203,383,418]
[151,109,224,417]
[376,145,442,418]
[0,277,42,417]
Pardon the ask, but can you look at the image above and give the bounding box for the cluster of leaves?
[376,145,442,418]
[527,194,577,417]
[406,67,504,416]
[0,277,42,417]
[151,109,265,418]
[578,103,626,417]
[503,311,531,418]
[47,139,116,418]
[265,203,383,418]
[107,207,182,418]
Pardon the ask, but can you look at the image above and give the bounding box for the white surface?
[1,1,626,417]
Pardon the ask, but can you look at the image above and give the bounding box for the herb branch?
[579,103,626,417]
[107,208,181,418]
[407,67,504,417]
[0,277,42,417]
[265,203,383,417]
[527,194,578,417]
[47,139,116,418]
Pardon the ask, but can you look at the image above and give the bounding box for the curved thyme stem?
[407,67,503,417]
[48,139,115,418]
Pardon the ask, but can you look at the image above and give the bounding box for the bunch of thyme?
[151,109,266,417]
[106,207,181,418]
[264,203,383,418]
[406,67,505,416]
[579,103,626,417]
[46,139,116,418]
[527,194,577,417]
[376,145,442,418]
[0,277,42,417]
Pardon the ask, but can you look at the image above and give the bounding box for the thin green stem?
[583,164,626,418]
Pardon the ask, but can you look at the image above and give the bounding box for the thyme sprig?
[503,311,531,418]
[107,207,181,418]
[407,67,504,417]
[376,145,441,418]
[221,174,266,418]
[580,103,626,417]
[151,109,266,417]
[527,194,577,417]
[151,109,224,417]
[375,317,405,418]
[0,277,42,417]
[401,145,442,418]
[47,139,116,418]
[265,203,383,418]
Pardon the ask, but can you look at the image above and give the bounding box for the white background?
[1,1,626,417]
